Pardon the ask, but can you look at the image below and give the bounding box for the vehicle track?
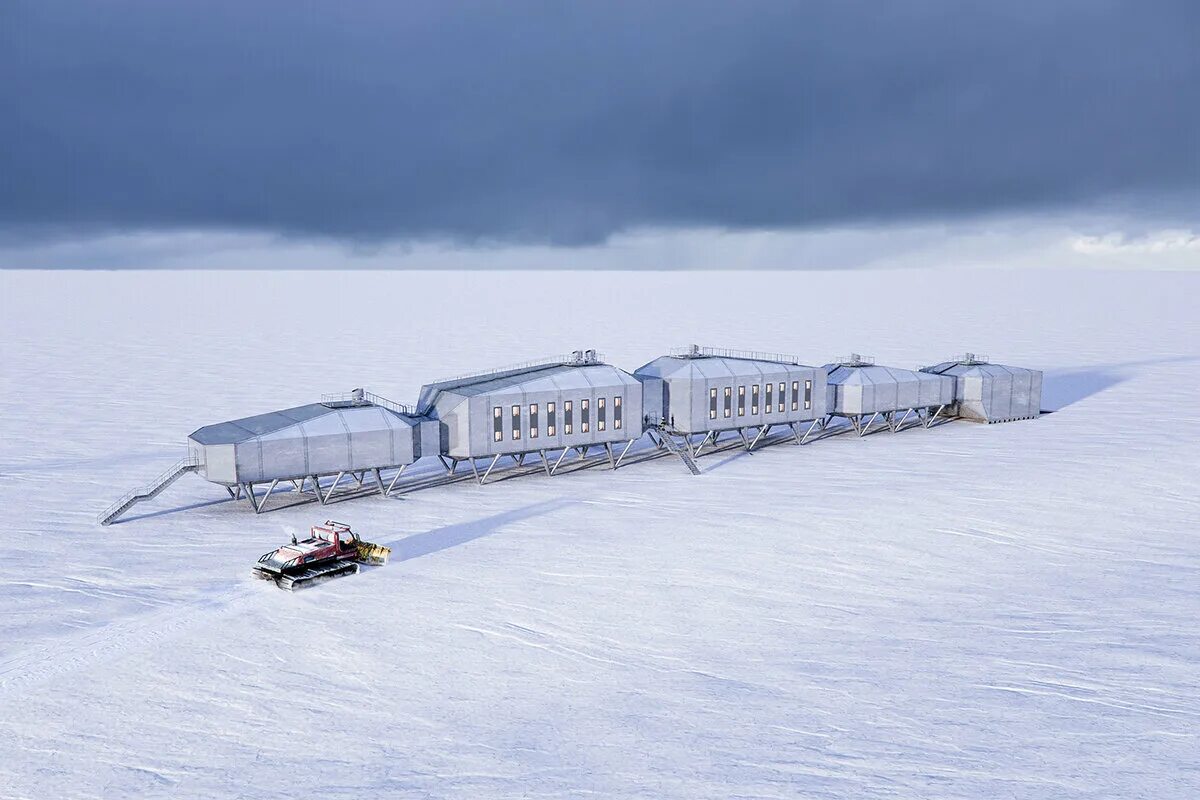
[0,582,256,698]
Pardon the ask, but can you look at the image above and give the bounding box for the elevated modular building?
[186,389,438,508]
[635,345,828,451]
[921,354,1042,423]
[416,350,644,480]
[824,354,956,435]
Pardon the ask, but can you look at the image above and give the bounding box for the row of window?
[708,380,812,419]
[494,397,623,442]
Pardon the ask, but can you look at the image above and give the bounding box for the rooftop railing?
[424,349,605,386]
[321,389,417,416]
[833,353,876,367]
[669,344,806,365]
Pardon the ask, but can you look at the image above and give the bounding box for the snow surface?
[1,268,1198,799]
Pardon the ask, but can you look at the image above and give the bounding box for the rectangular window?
[792,381,799,411]
[738,386,746,416]
[765,383,773,414]
[529,404,539,438]
[751,384,760,415]
[564,400,573,435]
[804,380,812,410]
[724,387,732,418]
[493,406,503,442]
[778,382,785,413]
[511,405,521,440]
[581,399,590,433]
[598,397,606,431]
[547,401,556,436]
[709,387,718,419]
[614,396,622,430]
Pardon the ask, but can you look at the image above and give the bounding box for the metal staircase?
[654,429,702,475]
[97,457,200,526]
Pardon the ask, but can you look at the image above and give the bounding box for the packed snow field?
[1,269,1198,799]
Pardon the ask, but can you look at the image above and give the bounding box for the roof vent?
[838,353,875,367]
[571,349,601,364]
[960,353,989,365]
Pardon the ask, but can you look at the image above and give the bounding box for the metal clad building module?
[921,354,1043,423]
[416,349,644,480]
[187,391,437,486]
[824,354,956,435]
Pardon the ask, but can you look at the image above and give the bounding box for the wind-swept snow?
[1,269,1197,799]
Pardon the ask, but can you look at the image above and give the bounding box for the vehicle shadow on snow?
[380,498,578,562]
[1042,355,1197,411]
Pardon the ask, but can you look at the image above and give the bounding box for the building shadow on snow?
[382,498,578,562]
[1042,355,1196,411]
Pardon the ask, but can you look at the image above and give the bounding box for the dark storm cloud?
[1,1,1197,245]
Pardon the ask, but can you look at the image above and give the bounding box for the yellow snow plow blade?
[355,540,391,566]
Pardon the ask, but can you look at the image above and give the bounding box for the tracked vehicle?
[254,521,390,591]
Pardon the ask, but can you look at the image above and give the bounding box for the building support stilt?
[385,465,407,496]
[323,472,345,504]
[479,454,501,485]
[614,438,636,469]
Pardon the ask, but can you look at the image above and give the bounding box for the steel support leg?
[324,472,345,504]
[614,438,636,469]
[385,465,407,496]
[479,454,501,485]
[738,428,752,449]
[551,447,571,476]
[539,450,551,477]
[257,479,279,512]
[692,431,715,457]
[244,483,258,512]
[604,442,616,468]
[800,418,821,444]
[468,457,481,481]
[859,412,879,437]
[748,425,769,451]
[226,486,237,499]
[372,468,386,497]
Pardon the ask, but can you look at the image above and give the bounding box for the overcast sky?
[1,1,1197,268]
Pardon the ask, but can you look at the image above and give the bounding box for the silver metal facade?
[824,358,956,416]
[635,349,827,434]
[188,402,437,485]
[921,356,1043,423]
[418,353,644,460]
